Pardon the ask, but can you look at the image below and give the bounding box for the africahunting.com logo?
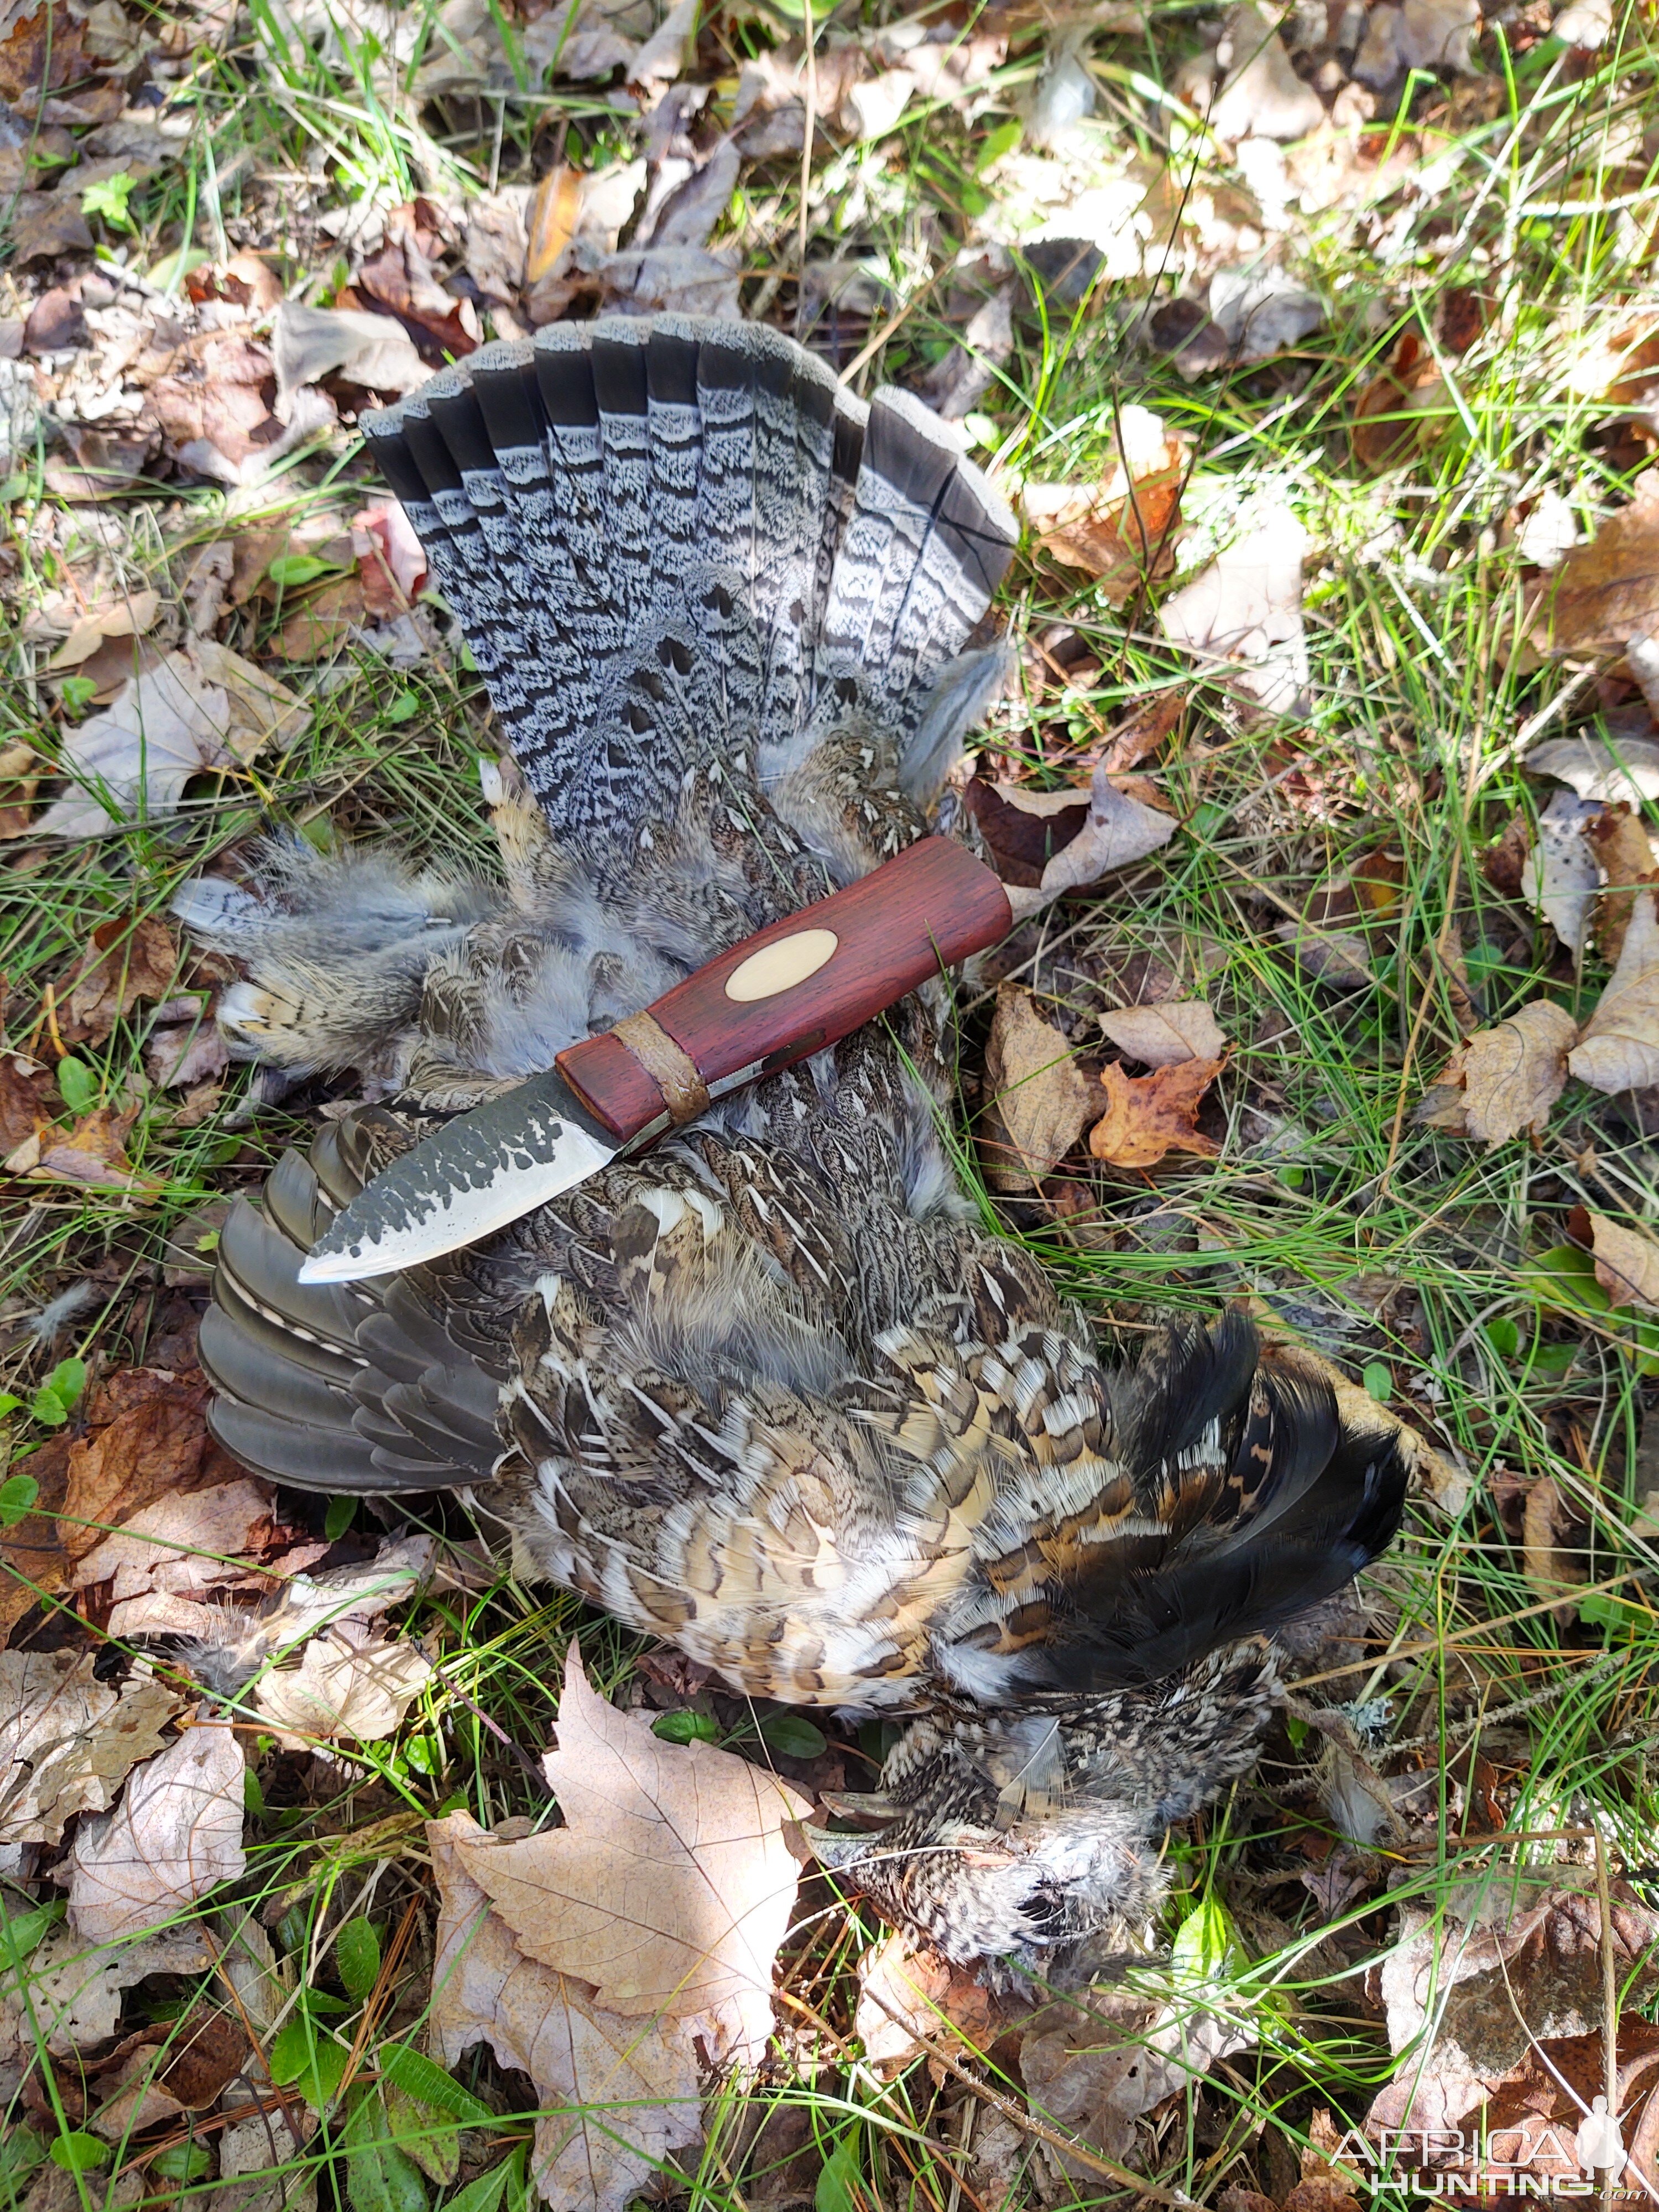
[1331,2105,1654,2201]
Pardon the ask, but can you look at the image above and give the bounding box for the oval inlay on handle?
[724,927,840,1003]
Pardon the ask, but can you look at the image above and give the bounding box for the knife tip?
[297,1248,376,1285]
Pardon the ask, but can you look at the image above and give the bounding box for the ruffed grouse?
[178,315,1410,1979]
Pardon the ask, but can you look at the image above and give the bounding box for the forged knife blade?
[298,836,1013,1284]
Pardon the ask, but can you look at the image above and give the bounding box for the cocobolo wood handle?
[556,837,1013,1142]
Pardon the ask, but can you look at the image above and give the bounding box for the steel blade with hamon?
[298,836,1013,1284]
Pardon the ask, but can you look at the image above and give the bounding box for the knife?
[297,836,1013,1284]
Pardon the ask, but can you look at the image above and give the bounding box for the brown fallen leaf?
[1099,999,1226,1068]
[251,1627,434,1750]
[853,1928,1007,2074]
[0,3,88,97]
[270,301,429,417]
[9,1103,163,1195]
[429,1812,704,2212]
[47,591,160,670]
[1368,1878,1659,2136]
[0,1924,212,2064]
[36,643,305,838]
[1020,408,1187,607]
[9,189,95,262]
[1021,1978,1250,2174]
[1569,887,1659,1092]
[1588,1212,1659,1308]
[1350,332,1453,475]
[982,985,1097,1188]
[0,1367,253,1646]
[1443,999,1577,1146]
[0,1650,180,1848]
[70,1477,279,1602]
[1530,468,1659,656]
[68,1717,248,1944]
[1586,801,1659,961]
[352,202,479,362]
[453,1646,809,2037]
[1089,1056,1223,1170]
[143,332,285,481]
[523,161,645,321]
[1005,764,1178,919]
[61,914,180,1044]
[1160,500,1308,716]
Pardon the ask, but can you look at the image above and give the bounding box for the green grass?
[5,0,1659,2203]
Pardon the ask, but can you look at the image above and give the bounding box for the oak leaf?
[1099,999,1225,1068]
[1588,1213,1659,1310]
[1569,888,1659,1092]
[452,1645,810,2033]
[1447,999,1577,1145]
[983,985,1096,1187]
[1089,1056,1223,1168]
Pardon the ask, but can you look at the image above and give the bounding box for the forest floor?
[3,0,1659,2205]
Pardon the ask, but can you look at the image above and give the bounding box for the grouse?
[176,315,1411,1979]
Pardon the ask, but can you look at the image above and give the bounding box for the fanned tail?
[358,316,1016,851]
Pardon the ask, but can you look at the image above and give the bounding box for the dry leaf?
[983,985,1097,1187]
[1020,408,1187,606]
[48,592,161,670]
[1090,1056,1223,1169]
[1522,788,1600,963]
[38,646,304,838]
[1367,1879,1659,2135]
[353,204,479,361]
[1160,500,1309,716]
[1022,1980,1251,2174]
[1589,1213,1659,1308]
[853,1929,1005,2072]
[429,1812,706,2212]
[1099,999,1226,1068]
[1530,469,1659,656]
[68,1718,248,1943]
[1004,763,1177,919]
[61,915,179,1044]
[71,1478,278,1601]
[1569,888,1659,1092]
[453,1647,808,2042]
[1205,0,1324,139]
[1585,802,1659,961]
[1445,999,1577,1145]
[251,1627,434,1749]
[1528,734,1659,806]
[0,1650,180,1848]
[0,1925,212,2064]
[269,301,429,419]
[523,161,645,318]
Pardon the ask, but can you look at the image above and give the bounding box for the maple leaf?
[453,1645,810,2032]
[1089,1056,1224,1170]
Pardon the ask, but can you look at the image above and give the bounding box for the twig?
[1594,1825,1619,2212]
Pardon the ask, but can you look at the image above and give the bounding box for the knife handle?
[555,836,1013,1143]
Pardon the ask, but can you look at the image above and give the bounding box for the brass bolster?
[611,1010,711,1124]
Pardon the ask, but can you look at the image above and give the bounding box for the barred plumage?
[176,315,1410,1978]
